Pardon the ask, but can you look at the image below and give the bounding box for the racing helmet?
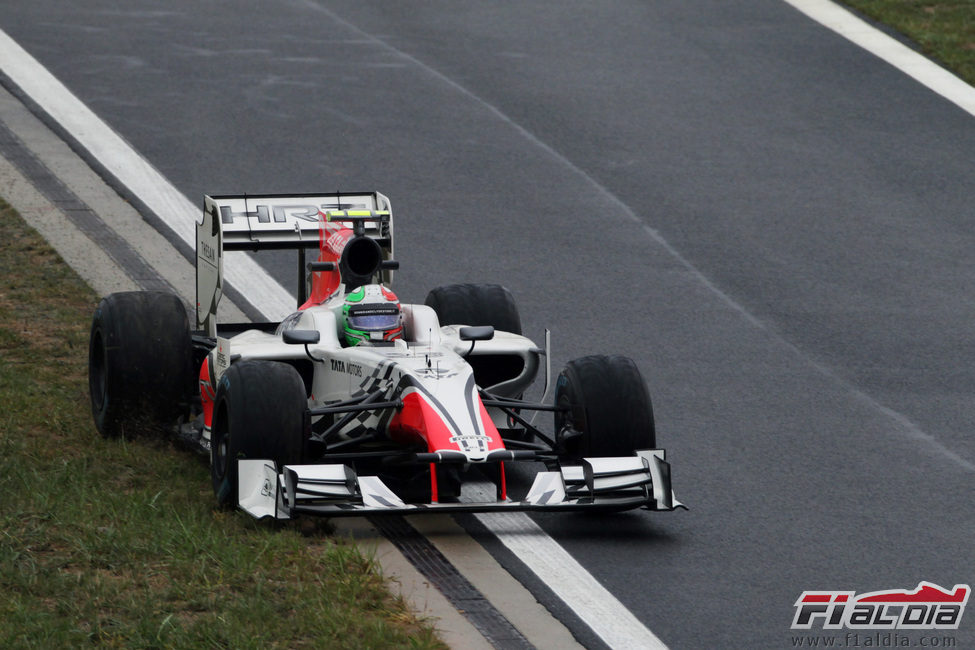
[343,284,404,345]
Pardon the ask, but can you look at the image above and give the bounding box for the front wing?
[237,450,684,519]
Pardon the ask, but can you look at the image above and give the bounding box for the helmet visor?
[348,305,399,331]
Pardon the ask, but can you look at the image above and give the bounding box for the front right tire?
[554,355,656,458]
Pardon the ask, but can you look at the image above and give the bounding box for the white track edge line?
[0,29,295,320]
[782,0,975,118]
[468,487,669,650]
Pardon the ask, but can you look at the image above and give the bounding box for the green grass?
[0,198,445,649]
[838,1,975,86]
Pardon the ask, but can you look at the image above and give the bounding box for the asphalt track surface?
[2,1,974,647]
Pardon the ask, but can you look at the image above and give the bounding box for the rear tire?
[554,355,656,458]
[210,360,307,507]
[88,291,192,438]
[424,283,522,334]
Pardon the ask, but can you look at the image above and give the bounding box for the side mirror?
[283,329,322,363]
[283,329,321,345]
[459,326,493,359]
[459,326,494,342]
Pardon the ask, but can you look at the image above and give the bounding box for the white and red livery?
[88,192,683,518]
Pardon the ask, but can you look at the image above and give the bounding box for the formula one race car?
[87,192,682,518]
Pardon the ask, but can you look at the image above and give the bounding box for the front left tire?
[210,360,307,507]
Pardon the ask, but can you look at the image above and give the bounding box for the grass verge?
[0,198,445,649]
[838,0,975,86]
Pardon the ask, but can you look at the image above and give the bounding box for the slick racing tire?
[554,355,656,458]
[210,360,307,507]
[88,291,192,438]
[424,283,522,335]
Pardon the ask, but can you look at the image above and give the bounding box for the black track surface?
[2,2,973,647]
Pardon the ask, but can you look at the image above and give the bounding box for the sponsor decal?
[199,239,217,264]
[219,203,361,225]
[449,433,491,454]
[415,366,459,379]
[261,478,273,498]
[792,582,969,631]
[330,359,363,377]
[213,337,231,382]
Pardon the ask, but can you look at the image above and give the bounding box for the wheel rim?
[214,408,230,479]
[216,434,229,477]
[555,394,568,433]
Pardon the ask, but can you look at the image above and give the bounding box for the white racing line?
[782,0,975,119]
[3,2,973,646]
[0,31,296,322]
[464,485,668,649]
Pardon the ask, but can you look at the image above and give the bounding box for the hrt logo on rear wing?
[195,192,392,335]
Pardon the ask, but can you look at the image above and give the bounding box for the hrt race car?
[87,192,683,518]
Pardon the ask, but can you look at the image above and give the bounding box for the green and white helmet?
[343,284,404,346]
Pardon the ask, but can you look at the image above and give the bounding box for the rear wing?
[196,192,394,336]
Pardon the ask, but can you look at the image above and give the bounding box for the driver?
[342,284,404,345]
